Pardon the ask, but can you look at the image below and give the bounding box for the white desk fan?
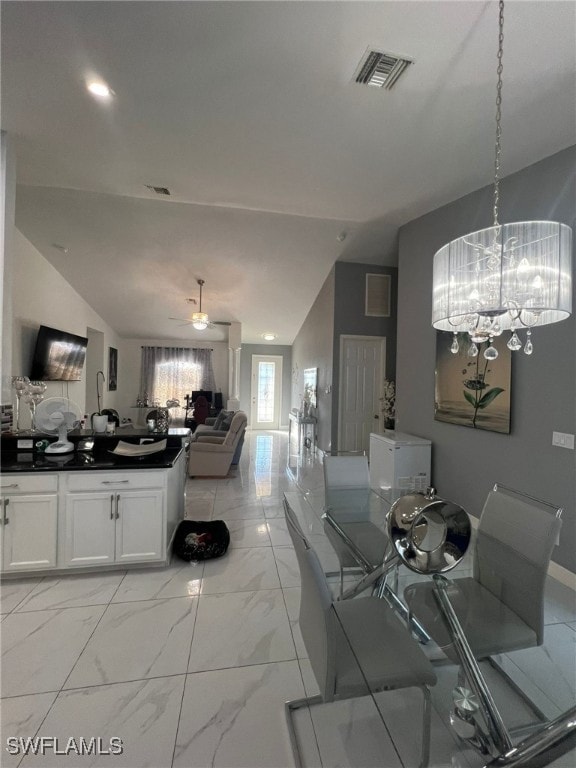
[34,397,81,454]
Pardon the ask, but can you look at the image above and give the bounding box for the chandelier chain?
[493,0,504,228]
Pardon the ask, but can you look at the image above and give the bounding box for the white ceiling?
[3,1,575,344]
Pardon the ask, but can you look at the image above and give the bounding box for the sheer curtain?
[140,347,216,406]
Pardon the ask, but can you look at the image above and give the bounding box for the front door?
[338,336,385,454]
[250,355,282,429]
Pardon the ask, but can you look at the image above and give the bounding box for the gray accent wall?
[332,262,398,451]
[397,146,576,573]
[292,262,398,453]
[292,269,335,452]
[240,344,292,427]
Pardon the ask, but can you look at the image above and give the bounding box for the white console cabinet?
[0,474,59,571]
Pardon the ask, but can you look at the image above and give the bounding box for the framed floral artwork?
[434,331,511,434]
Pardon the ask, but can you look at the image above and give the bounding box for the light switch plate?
[552,431,574,449]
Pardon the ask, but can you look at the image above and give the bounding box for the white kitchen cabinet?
[63,476,166,568]
[115,489,165,562]
[64,492,116,567]
[1,449,185,575]
[0,475,58,571]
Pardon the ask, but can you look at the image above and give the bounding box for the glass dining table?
[318,485,432,641]
[299,485,576,768]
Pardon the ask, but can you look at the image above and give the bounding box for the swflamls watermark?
[6,737,124,756]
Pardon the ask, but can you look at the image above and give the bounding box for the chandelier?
[432,0,572,360]
[192,279,209,330]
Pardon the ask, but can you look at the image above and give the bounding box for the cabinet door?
[115,490,165,563]
[1,494,58,571]
[64,493,116,567]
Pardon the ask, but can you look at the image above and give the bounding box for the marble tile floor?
[1,430,574,768]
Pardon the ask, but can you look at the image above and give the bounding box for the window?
[257,362,275,422]
[140,347,216,406]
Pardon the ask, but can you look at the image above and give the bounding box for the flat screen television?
[30,325,89,381]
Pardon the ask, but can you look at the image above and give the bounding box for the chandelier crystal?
[432,0,572,360]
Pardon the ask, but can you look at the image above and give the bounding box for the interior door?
[338,336,385,454]
[250,355,282,429]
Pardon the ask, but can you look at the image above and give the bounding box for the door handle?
[3,498,10,525]
[110,494,115,520]
[115,494,120,519]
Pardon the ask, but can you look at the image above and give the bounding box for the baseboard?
[548,561,576,590]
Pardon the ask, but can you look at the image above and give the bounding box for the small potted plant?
[380,379,396,431]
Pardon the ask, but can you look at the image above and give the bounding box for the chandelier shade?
[431,0,572,359]
[432,221,573,336]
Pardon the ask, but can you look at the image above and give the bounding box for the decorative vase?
[92,414,108,433]
[155,408,169,433]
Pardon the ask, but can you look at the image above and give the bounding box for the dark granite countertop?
[1,446,185,472]
[1,428,190,472]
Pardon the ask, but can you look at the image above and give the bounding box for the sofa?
[188,411,247,477]
[191,409,236,441]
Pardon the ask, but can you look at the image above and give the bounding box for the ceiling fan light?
[192,312,209,330]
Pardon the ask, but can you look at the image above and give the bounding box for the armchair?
[188,411,247,477]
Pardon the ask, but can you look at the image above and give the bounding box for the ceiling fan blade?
[169,316,194,325]
[212,321,232,326]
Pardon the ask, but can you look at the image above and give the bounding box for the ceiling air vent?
[354,48,413,90]
[366,274,391,317]
[145,185,171,196]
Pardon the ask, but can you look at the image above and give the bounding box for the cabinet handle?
[3,498,9,525]
[110,494,115,520]
[101,480,130,485]
[115,494,120,519]
[2,483,19,489]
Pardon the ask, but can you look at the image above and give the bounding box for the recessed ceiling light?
[262,333,277,341]
[87,81,114,99]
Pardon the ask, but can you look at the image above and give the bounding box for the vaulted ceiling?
[3,1,575,343]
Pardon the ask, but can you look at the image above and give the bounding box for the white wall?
[10,229,230,428]
[12,228,122,426]
[1,132,16,403]
[116,338,229,426]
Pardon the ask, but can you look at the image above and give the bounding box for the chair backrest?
[323,455,370,490]
[194,396,210,425]
[475,486,562,644]
[323,455,372,513]
[284,498,336,701]
[223,411,247,447]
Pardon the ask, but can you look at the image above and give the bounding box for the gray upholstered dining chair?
[284,497,437,768]
[404,484,563,663]
[322,455,389,597]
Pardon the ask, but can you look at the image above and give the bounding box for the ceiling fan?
[170,279,231,330]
